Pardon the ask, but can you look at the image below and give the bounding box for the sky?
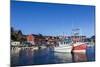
[11,1,95,37]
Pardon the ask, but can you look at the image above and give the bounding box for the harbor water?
[11,46,95,66]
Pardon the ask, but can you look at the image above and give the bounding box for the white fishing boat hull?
[54,45,72,52]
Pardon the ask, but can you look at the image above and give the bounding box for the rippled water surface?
[11,46,95,66]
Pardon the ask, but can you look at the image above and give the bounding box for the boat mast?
[72,28,80,43]
[72,28,80,36]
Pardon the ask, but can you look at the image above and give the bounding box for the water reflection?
[54,52,72,63]
[11,47,95,66]
[72,53,87,62]
[19,48,34,65]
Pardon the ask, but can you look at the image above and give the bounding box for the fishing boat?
[71,28,87,53]
[72,42,87,53]
[54,45,72,53]
[54,37,73,53]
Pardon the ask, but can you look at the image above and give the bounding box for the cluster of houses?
[26,34,60,47]
[11,32,87,47]
[11,27,95,47]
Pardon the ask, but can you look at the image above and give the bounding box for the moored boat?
[54,35,73,53]
[72,42,87,53]
[54,45,72,52]
[54,36,73,53]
